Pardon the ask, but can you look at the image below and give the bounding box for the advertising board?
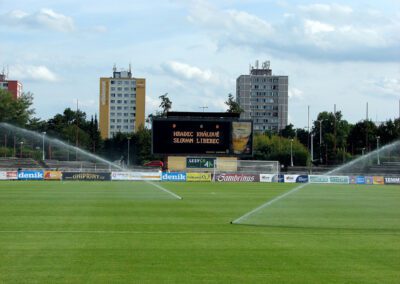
[62,172,111,181]
[384,176,400,184]
[161,172,186,182]
[214,173,259,182]
[328,176,349,184]
[44,171,62,180]
[111,171,161,181]
[18,170,44,180]
[296,175,309,183]
[152,118,253,156]
[284,175,298,183]
[350,176,366,184]
[309,175,329,184]
[0,171,7,180]
[365,176,374,185]
[6,171,17,180]
[186,157,215,169]
[186,172,212,182]
[259,174,278,183]
[373,176,384,185]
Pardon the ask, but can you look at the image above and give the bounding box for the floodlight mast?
[42,132,46,160]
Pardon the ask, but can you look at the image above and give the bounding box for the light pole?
[19,141,24,158]
[362,147,365,156]
[127,137,131,168]
[310,134,314,164]
[290,138,294,167]
[42,132,46,160]
[317,120,324,163]
[376,136,380,165]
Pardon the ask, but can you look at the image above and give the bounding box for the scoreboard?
[152,118,253,156]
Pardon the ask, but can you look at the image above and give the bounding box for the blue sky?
[1,0,399,128]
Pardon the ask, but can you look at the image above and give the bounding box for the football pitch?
[0,181,399,283]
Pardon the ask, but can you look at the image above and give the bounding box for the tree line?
[1,89,399,167]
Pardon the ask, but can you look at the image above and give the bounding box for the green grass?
[0,181,399,283]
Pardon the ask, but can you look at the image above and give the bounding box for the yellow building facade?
[99,66,145,139]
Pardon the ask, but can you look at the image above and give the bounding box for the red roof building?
[0,73,23,99]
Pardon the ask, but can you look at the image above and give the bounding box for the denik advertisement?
[18,170,44,180]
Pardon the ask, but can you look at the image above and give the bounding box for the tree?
[225,93,243,114]
[0,90,35,126]
[253,133,308,166]
[312,111,350,164]
[279,124,296,138]
[159,93,172,116]
[347,120,377,155]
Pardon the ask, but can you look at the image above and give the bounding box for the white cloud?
[161,61,218,84]
[304,19,335,35]
[366,77,400,99]
[299,4,353,15]
[289,88,304,100]
[0,8,74,32]
[10,65,58,82]
[186,1,400,62]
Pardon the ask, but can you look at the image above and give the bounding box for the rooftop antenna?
[255,60,259,69]
[113,64,117,73]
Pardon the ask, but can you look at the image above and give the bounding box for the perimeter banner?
[309,175,329,184]
[350,176,366,184]
[111,171,161,181]
[214,173,259,182]
[44,171,62,180]
[259,174,278,183]
[283,175,309,183]
[373,176,384,185]
[186,173,212,182]
[6,171,17,180]
[384,176,400,184]
[17,170,44,180]
[0,172,6,180]
[328,176,350,184]
[62,172,111,181]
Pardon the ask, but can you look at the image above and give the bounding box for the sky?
[1,0,399,128]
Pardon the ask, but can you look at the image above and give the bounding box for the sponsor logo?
[259,174,278,183]
[44,171,62,180]
[278,174,285,183]
[284,175,298,183]
[365,176,374,185]
[186,173,211,182]
[18,170,44,180]
[296,175,309,183]
[309,175,329,183]
[349,176,366,184]
[215,173,259,182]
[161,172,186,182]
[384,176,400,184]
[111,171,161,181]
[329,176,349,184]
[7,171,17,180]
[373,176,384,185]
[0,171,7,180]
[62,172,111,181]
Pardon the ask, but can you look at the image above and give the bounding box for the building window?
[111,81,115,84]
[117,81,122,85]
[124,100,128,104]
[124,94,129,97]
[124,81,129,85]
[117,100,122,103]
[110,106,115,110]
[117,87,122,91]
[110,125,115,129]
[111,93,116,97]
[110,112,115,116]
[124,87,129,91]
[111,100,115,103]
[124,113,129,117]
[117,106,122,110]
[111,87,115,91]
[118,94,122,97]
[110,119,115,123]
